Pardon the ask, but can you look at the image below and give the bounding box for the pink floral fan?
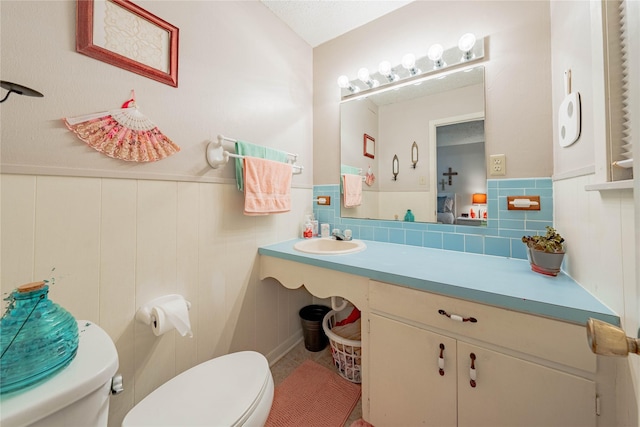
[63,92,180,162]
[365,165,376,186]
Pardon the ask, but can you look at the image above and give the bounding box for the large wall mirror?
[340,66,486,224]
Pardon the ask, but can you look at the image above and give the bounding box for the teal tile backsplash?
[313,178,553,259]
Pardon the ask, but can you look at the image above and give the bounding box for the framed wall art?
[76,0,179,87]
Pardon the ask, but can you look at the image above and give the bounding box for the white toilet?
[0,321,119,427]
[122,351,274,427]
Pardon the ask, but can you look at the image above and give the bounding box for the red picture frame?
[76,0,179,87]
[364,134,375,159]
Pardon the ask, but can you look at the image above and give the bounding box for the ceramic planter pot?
[527,248,565,276]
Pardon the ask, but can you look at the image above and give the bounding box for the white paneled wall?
[554,176,634,316]
[0,174,313,426]
[554,176,636,427]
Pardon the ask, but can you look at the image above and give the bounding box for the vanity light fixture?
[401,53,421,76]
[427,44,445,69]
[337,75,359,93]
[0,80,44,103]
[337,33,484,99]
[357,68,379,89]
[458,33,477,61]
[378,61,399,83]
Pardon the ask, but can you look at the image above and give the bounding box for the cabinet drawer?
[369,280,595,374]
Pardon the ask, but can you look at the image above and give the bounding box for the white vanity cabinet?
[259,243,616,426]
[367,280,597,427]
[369,313,457,426]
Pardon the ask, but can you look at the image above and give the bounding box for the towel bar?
[341,173,365,181]
[206,134,303,174]
[340,166,364,180]
[217,134,298,161]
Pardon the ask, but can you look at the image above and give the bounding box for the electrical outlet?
[490,154,506,176]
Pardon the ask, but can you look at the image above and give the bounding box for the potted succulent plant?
[522,226,566,276]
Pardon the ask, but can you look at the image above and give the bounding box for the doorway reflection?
[436,119,486,225]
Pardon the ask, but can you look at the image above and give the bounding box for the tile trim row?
[313,178,553,259]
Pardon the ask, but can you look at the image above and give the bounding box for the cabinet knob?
[438,343,445,376]
[469,353,477,388]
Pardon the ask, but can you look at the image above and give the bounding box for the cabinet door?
[369,314,457,427]
[457,341,596,427]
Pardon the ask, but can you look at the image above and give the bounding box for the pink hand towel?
[342,174,362,208]
[243,157,292,215]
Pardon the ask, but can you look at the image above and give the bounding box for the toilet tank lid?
[122,351,272,427]
[0,321,119,427]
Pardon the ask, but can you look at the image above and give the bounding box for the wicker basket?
[322,310,362,383]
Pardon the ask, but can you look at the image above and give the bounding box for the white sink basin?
[293,238,366,255]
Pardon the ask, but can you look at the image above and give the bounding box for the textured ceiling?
[260,1,414,47]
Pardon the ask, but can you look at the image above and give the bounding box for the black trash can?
[299,305,331,352]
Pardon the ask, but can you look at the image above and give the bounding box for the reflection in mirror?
[411,141,418,168]
[392,155,399,181]
[340,66,485,224]
[435,115,486,225]
[364,134,375,159]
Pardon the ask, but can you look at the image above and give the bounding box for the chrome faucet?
[332,231,346,240]
[332,230,352,241]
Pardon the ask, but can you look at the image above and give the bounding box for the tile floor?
[270,340,363,427]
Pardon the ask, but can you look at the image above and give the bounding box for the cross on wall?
[443,167,458,185]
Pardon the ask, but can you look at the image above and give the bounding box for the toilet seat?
[122,351,273,427]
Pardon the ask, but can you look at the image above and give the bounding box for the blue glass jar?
[404,209,415,222]
[1,281,78,394]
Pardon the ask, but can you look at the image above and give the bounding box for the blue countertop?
[259,239,619,326]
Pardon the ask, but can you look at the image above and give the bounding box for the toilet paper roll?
[151,297,193,337]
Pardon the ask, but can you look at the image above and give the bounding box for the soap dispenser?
[310,214,319,237]
[404,209,415,222]
[302,215,313,238]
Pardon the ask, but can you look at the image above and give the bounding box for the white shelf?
[584,180,633,191]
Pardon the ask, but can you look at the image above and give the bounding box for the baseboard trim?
[266,331,303,367]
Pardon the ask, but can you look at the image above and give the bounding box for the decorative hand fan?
[365,165,376,186]
[63,92,180,162]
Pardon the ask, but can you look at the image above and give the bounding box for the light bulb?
[427,44,445,69]
[427,44,444,61]
[401,53,416,70]
[401,53,420,76]
[357,67,379,88]
[357,67,370,83]
[458,33,477,58]
[378,61,392,76]
[337,75,359,93]
[378,61,398,82]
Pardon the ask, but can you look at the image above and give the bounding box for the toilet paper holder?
[135,294,192,326]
